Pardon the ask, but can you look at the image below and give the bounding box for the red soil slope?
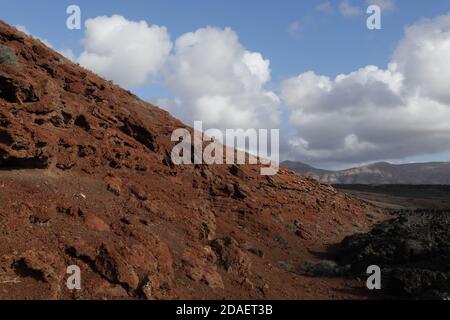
[0,21,376,300]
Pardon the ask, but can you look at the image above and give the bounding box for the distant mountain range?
[282,161,450,185]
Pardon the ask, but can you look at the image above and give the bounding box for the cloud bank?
[19,10,450,167]
[281,12,450,166]
[75,17,279,131]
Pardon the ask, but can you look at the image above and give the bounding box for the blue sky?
[3,0,450,96]
[2,1,450,169]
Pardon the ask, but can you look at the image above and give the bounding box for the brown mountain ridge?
[0,21,375,300]
[283,161,450,185]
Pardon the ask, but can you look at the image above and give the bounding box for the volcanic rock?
[0,20,372,300]
[336,209,450,299]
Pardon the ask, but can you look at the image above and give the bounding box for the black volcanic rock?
[336,209,450,299]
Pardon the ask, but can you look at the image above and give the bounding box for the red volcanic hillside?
[0,20,374,300]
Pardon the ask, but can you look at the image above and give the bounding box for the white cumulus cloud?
[393,13,450,104]
[162,27,280,130]
[78,15,172,88]
[281,12,450,167]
